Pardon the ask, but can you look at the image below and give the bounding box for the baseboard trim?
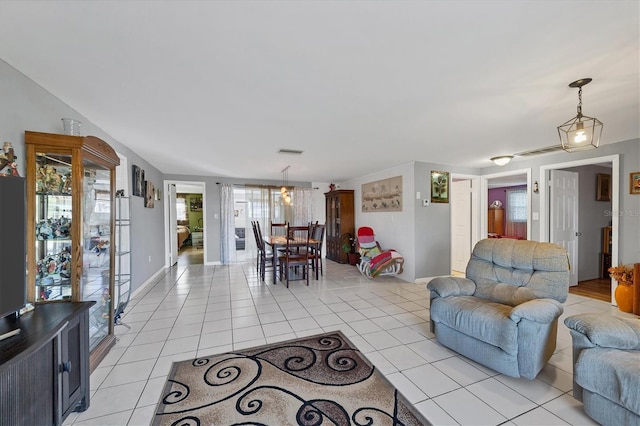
[130,267,167,300]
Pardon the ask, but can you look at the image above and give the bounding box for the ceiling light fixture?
[490,155,513,166]
[281,166,292,205]
[557,78,603,152]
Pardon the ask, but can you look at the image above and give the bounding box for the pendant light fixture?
[557,78,603,152]
[281,166,292,205]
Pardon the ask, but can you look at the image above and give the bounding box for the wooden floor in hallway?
[177,246,203,265]
[569,278,611,302]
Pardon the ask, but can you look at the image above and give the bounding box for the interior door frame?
[480,168,532,239]
[163,180,206,267]
[539,154,619,304]
[450,174,481,272]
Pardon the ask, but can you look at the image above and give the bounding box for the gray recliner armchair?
[427,238,570,379]
[564,313,640,426]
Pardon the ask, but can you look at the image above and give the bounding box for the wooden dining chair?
[253,221,274,282]
[270,221,287,236]
[278,225,311,288]
[308,223,325,277]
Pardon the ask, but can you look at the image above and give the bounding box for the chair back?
[254,221,268,252]
[271,221,287,236]
[285,225,310,257]
[467,238,570,304]
[312,223,325,252]
[357,226,379,258]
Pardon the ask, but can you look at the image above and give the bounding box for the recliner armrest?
[509,299,563,324]
[427,276,476,298]
[564,313,640,350]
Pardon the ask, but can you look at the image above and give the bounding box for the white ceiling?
[1,1,638,183]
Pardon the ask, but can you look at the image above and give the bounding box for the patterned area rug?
[153,331,430,425]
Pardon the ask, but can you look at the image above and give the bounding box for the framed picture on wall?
[144,180,155,208]
[190,196,203,212]
[631,171,640,194]
[431,170,450,203]
[132,165,144,197]
[596,173,611,201]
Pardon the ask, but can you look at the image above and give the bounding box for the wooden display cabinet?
[325,190,355,263]
[488,207,504,235]
[25,131,119,371]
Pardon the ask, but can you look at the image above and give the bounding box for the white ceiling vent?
[278,148,304,155]
[514,145,564,157]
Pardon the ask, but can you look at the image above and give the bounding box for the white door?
[451,180,472,274]
[550,170,579,286]
[169,184,178,266]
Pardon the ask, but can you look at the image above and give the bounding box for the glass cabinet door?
[27,131,120,371]
[82,160,113,351]
[34,152,74,302]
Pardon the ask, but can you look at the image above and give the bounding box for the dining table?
[266,235,321,284]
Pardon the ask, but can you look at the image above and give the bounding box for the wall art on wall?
[144,180,155,208]
[431,170,450,203]
[596,173,611,201]
[631,171,640,195]
[132,165,145,197]
[361,176,402,212]
[190,196,203,212]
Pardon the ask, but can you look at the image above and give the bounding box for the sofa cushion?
[575,347,640,415]
[430,296,517,355]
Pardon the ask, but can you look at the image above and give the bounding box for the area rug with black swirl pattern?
[153,330,430,425]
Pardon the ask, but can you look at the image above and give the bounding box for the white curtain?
[220,184,236,264]
[292,187,314,226]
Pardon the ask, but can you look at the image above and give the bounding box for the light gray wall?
[5,56,637,290]
[340,162,482,282]
[0,59,165,295]
[563,164,612,280]
[483,139,640,266]
[341,163,417,282]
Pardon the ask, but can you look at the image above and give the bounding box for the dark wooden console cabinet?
[0,302,93,425]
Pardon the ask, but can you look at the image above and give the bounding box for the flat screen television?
[0,176,26,319]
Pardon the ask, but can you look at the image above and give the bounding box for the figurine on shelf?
[100,287,111,319]
[0,141,20,176]
[94,239,109,256]
[36,164,63,193]
[329,183,336,191]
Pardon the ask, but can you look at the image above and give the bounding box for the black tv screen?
[0,176,26,319]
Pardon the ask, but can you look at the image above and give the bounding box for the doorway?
[164,180,206,266]
[450,174,480,276]
[540,155,619,304]
[480,168,531,240]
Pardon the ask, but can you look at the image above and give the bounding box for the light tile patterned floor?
[63,260,635,426]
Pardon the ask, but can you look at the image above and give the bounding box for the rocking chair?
[356,226,404,278]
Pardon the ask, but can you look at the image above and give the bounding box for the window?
[506,188,527,222]
[176,197,187,221]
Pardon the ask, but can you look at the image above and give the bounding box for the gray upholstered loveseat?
[564,313,640,426]
[427,238,569,379]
